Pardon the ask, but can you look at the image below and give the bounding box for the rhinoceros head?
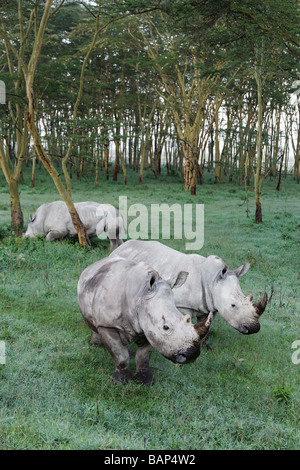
[138,270,213,364]
[207,256,267,335]
[23,213,38,238]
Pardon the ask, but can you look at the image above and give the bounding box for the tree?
[0,0,91,243]
[0,1,31,234]
[127,12,232,194]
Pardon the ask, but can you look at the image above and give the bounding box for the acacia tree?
[0,0,161,242]
[157,0,299,211]
[0,0,91,244]
[241,20,299,223]
[291,99,300,182]
[0,1,31,234]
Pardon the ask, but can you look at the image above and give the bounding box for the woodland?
[0,0,299,244]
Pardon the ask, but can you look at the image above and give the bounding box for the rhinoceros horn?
[254,292,268,316]
[194,312,214,338]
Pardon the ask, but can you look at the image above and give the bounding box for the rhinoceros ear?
[220,265,228,278]
[168,271,189,289]
[147,270,159,291]
[234,263,250,277]
[29,213,36,223]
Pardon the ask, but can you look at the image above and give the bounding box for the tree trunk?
[139,138,145,183]
[214,111,222,184]
[113,152,119,181]
[184,155,197,195]
[9,179,23,235]
[181,129,198,195]
[31,156,36,188]
[26,87,90,247]
[276,152,284,191]
[255,200,262,224]
[119,150,127,185]
[62,157,72,196]
[254,60,264,224]
[94,156,99,188]
[104,142,109,180]
[0,139,24,235]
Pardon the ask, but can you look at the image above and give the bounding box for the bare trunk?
[26,90,90,247]
[113,155,119,181]
[94,156,99,188]
[104,144,109,180]
[214,111,221,184]
[254,59,264,224]
[182,133,198,195]
[139,139,145,183]
[31,156,36,188]
[0,140,24,235]
[9,179,23,235]
[62,157,72,196]
[184,155,197,195]
[255,200,262,224]
[276,152,284,191]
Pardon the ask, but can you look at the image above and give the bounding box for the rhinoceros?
[77,256,214,385]
[23,201,125,251]
[111,240,268,336]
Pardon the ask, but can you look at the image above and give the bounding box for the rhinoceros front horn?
[254,292,268,316]
[194,312,214,338]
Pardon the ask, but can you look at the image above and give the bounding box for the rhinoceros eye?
[231,304,236,307]
[163,325,170,331]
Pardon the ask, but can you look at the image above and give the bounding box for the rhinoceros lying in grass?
[77,256,214,385]
[23,201,125,251]
[111,240,268,336]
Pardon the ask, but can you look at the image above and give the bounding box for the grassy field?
[0,166,299,450]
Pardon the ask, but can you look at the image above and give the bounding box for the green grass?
[0,166,300,450]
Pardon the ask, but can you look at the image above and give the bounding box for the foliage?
[1,1,299,194]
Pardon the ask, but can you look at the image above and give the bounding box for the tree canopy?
[0,0,299,238]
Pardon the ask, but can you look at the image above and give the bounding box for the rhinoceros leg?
[45,230,64,241]
[90,331,134,357]
[96,327,133,384]
[133,342,154,386]
[109,239,119,252]
[90,331,103,346]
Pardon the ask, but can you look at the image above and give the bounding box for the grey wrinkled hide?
[111,240,265,335]
[23,201,124,251]
[77,256,213,385]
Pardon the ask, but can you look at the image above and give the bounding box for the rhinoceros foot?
[112,368,133,385]
[90,332,103,346]
[133,369,154,386]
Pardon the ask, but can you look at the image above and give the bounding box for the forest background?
[0,0,299,241]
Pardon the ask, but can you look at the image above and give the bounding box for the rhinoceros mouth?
[169,353,198,364]
[175,354,187,364]
[238,323,261,335]
[170,343,201,364]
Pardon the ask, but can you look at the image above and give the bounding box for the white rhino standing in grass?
[23,201,125,251]
[77,256,214,385]
[111,240,268,336]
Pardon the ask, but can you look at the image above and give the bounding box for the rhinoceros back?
[78,257,146,334]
